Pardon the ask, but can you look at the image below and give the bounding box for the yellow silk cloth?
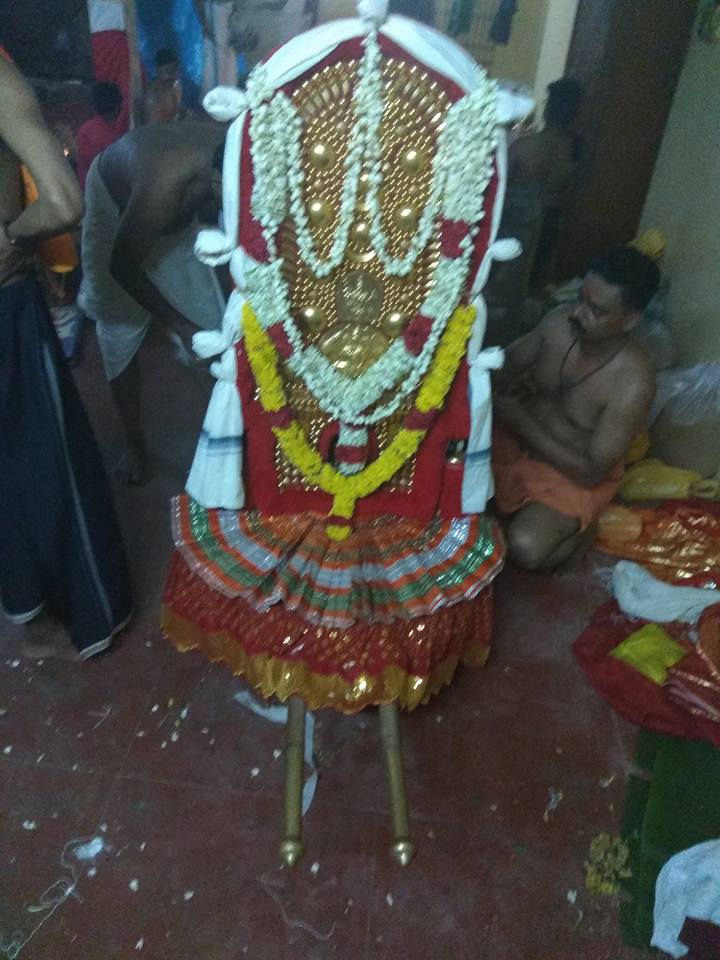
[611,623,688,685]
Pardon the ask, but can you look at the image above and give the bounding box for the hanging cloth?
[489,0,517,45]
[448,0,475,36]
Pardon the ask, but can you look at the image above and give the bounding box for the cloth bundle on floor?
[620,731,720,952]
[574,601,720,749]
[596,500,720,586]
[613,560,720,625]
[653,839,720,958]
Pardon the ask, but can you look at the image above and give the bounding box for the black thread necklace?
[556,334,630,396]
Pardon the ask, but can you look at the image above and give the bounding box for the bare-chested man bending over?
[492,246,659,570]
[79,121,227,483]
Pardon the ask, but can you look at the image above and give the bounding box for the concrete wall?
[316,0,355,21]
[641,7,720,473]
[492,0,551,88]
[533,0,579,106]
[640,15,720,366]
[491,0,577,98]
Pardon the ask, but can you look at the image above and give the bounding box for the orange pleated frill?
[163,551,494,713]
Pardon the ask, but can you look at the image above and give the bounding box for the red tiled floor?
[57,777,371,960]
[121,650,288,795]
[0,327,652,959]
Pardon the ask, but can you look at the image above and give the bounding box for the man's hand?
[166,328,198,368]
[0,222,15,255]
[228,8,259,52]
[494,391,599,484]
[0,221,32,281]
[230,27,259,52]
[494,392,531,434]
[161,320,211,377]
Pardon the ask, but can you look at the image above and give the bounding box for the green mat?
[620,731,720,950]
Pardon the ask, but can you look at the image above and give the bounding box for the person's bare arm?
[493,315,547,393]
[109,170,200,346]
[583,375,655,480]
[503,327,542,376]
[496,371,655,487]
[0,58,82,243]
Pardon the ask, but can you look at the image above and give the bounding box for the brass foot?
[280,696,306,868]
[279,838,305,867]
[379,704,415,865]
[391,839,416,867]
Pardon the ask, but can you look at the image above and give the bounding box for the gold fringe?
[162,606,490,714]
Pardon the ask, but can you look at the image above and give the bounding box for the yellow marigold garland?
[243,303,476,539]
[416,308,477,413]
[242,307,285,411]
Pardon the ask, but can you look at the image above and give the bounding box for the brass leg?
[379,704,416,866]
[279,696,306,867]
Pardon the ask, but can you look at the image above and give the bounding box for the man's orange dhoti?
[492,424,622,530]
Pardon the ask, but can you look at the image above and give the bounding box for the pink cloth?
[76,115,119,191]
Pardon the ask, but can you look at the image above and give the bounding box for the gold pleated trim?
[162,606,490,714]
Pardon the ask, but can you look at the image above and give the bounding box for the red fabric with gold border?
[164,549,494,713]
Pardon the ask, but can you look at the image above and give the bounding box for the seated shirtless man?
[78,120,227,483]
[492,246,659,570]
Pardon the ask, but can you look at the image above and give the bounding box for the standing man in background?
[196,0,313,89]
[144,48,183,122]
[194,0,238,90]
[508,77,584,285]
[194,0,424,92]
[0,55,131,659]
[76,81,124,190]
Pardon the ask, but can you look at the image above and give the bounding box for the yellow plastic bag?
[619,458,702,502]
[625,431,650,465]
[630,229,665,261]
[610,623,688,684]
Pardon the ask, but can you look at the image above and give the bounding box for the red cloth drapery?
[574,601,720,748]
